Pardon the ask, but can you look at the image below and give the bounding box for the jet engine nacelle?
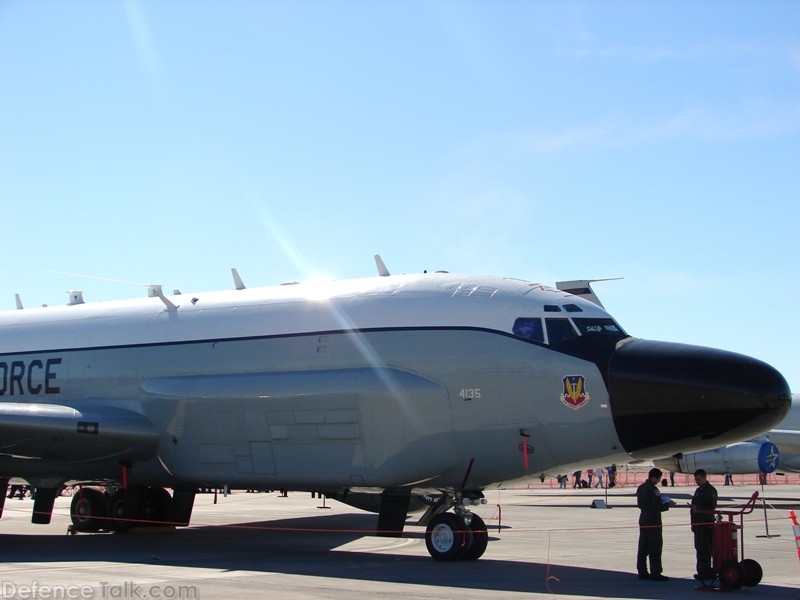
[655,441,780,475]
[0,403,159,464]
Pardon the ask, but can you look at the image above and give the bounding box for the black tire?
[107,490,132,533]
[462,514,489,561]
[70,487,107,531]
[425,513,473,561]
[739,558,762,587]
[139,487,173,524]
[719,559,743,590]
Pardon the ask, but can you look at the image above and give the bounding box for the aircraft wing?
[768,429,800,454]
[767,429,800,472]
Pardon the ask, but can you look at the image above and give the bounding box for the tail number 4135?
[459,388,481,400]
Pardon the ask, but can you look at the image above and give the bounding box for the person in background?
[7,484,25,500]
[608,464,617,488]
[594,467,604,488]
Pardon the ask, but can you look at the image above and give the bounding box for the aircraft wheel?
[739,558,762,587]
[70,487,107,531]
[425,513,473,561]
[139,487,173,524]
[107,490,132,533]
[719,559,743,590]
[462,514,489,561]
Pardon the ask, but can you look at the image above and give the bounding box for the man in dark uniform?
[637,467,674,581]
[691,468,718,579]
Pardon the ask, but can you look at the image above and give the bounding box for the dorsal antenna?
[232,268,246,290]
[146,285,178,311]
[374,254,390,277]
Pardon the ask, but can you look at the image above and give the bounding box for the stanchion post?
[756,498,780,538]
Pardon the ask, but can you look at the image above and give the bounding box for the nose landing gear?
[421,492,489,561]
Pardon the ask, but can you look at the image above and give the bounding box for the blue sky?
[1,1,798,390]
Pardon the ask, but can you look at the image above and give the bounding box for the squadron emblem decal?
[561,375,590,411]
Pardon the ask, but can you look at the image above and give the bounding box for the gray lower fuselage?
[0,327,625,492]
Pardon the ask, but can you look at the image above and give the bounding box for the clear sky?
[1,1,798,390]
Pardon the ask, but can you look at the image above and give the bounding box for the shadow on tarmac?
[1,513,797,599]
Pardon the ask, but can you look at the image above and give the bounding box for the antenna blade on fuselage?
[232,268,246,290]
[374,255,390,277]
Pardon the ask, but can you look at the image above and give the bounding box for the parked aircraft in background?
[655,394,799,475]
[0,259,791,560]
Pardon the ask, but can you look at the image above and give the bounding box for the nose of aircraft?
[607,338,791,459]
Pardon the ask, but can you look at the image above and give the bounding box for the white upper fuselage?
[0,273,615,352]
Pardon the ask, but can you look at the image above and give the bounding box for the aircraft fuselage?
[0,272,791,559]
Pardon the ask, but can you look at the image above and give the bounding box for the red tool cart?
[698,491,762,591]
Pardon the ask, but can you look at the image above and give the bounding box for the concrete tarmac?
[0,484,798,599]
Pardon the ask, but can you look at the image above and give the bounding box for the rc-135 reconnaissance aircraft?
[0,259,791,561]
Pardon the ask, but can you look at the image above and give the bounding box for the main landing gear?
[70,486,184,533]
[420,492,489,561]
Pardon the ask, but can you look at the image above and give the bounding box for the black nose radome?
[608,338,791,459]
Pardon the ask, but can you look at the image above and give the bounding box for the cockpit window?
[512,317,544,343]
[546,318,578,345]
[572,317,627,338]
[563,304,583,313]
[515,316,624,345]
[543,305,561,312]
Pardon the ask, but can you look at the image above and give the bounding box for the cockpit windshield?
[513,316,626,344]
[545,318,579,345]
[571,318,627,338]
